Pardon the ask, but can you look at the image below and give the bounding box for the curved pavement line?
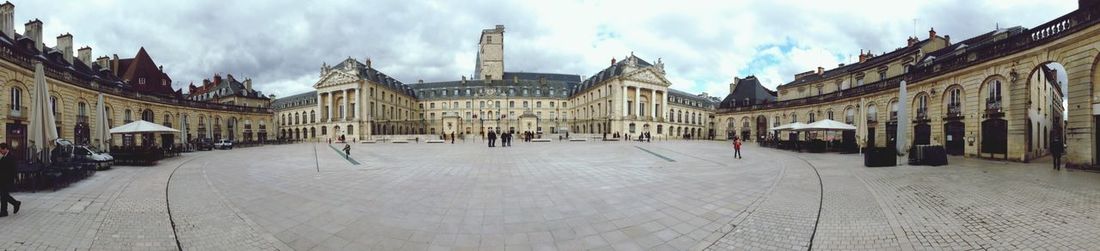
[692,148,791,250]
[789,154,826,251]
[849,161,917,251]
[164,154,204,251]
[196,149,294,251]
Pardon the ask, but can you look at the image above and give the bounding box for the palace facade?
[0,2,273,159]
[275,25,720,141]
[716,1,1100,167]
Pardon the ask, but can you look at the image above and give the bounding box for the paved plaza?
[1,140,1099,250]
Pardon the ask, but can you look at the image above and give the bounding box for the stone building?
[187,73,271,108]
[274,25,718,141]
[717,2,1100,167]
[0,2,272,159]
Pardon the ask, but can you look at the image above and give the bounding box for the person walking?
[1051,136,1064,170]
[488,131,497,147]
[504,132,512,147]
[343,143,351,160]
[451,132,455,144]
[733,137,743,159]
[1,143,21,217]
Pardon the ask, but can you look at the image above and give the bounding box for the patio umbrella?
[93,93,111,152]
[772,122,807,131]
[858,97,867,153]
[110,120,180,134]
[897,80,909,158]
[28,62,58,162]
[799,119,857,131]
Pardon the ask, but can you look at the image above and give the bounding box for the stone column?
[621,85,628,117]
[342,89,349,121]
[651,89,657,119]
[634,87,641,117]
[662,91,668,121]
[316,92,323,122]
[327,91,334,122]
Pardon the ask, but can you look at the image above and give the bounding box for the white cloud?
[16,0,1079,98]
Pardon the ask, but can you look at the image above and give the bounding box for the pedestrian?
[646,132,652,142]
[504,132,511,147]
[488,131,497,147]
[343,143,351,160]
[733,137,743,159]
[1,143,22,217]
[451,132,455,144]
[1052,136,1064,170]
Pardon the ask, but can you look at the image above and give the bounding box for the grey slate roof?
[573,54,654,95]
[332,58,417,98]
[271,91,318,110]
[668,89,716,109]
[718,76,777,109]
[408,72,581,100]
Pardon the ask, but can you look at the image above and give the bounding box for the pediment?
[623,68,671,86]
[313,71,359,88]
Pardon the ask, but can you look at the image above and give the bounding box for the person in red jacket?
[733,137,743,159]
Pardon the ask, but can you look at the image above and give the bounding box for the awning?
[772,122,807,131]
[110,120,180,134]
[797,119,857,131]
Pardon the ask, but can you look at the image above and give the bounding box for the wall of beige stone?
[717,24,1100,166]
[0,61,272,148]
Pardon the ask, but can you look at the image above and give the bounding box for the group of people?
[486,131,513,147]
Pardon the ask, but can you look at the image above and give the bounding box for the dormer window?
[138,78,146,85]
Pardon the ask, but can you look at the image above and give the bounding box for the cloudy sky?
[20,0,1078,98]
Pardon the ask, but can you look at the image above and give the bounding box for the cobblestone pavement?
[0,140,1098,250]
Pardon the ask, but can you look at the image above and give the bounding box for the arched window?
[916,94,928,119]
[867,104,878,122]
[889,101,899,121]
[321,126,327,135]
[78,102,87,116]
[826,110,834,121]
[845,107,855,124]
[986,79,1003,112]
[50,96,58,114]
[947,87,963,116]
[808,112,816,123]
[141,109,155,122]
[791,113,798,123]
[10,87,21,110]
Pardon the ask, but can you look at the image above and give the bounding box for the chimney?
[0,2,14,39]
[24,19,42,51]
[77,46,91,66]
[57,33,73,63]
[730,77,741,94]
[95,55,109,69]
[817,67,824,74]
[611,57,616,66]
[366,57,371,68]
[907,36,918,46]
[928,27,937,39]
[244,78,252,93]
[858,50,869,63]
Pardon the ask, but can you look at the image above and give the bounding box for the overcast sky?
[20,0,1078,98]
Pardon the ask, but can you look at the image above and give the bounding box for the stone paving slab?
[0,140,1098,251]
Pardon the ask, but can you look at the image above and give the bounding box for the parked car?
[73,145,114,170]
[214,139,233,149]
[195,138,214,151]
